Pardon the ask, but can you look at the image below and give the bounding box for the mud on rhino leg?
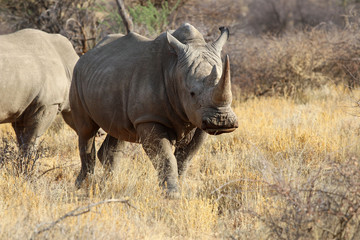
[12,104,59,172]
[137,123,180,198]
[175,128,207,177]
[97,134,125,172]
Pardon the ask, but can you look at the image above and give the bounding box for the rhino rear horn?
[206,65,218,85]
[212,55,232,105]
[211,26,229,53]
[166,32,187,56]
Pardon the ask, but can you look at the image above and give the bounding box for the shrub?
[0,0,98,55]
[128,0,179,36]
[231,26,360,100]
[96,0,180,37]
[246,0,360,34]
[249,158,360,240]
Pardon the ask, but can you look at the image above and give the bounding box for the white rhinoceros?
[0,29,79,155]
[70,23,238,197]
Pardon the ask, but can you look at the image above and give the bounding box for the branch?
[115,0,133,34]
[36,163,78,179]
[30,199,136,239]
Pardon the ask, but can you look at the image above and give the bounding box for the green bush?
[95,0,126,36]
[128,0,179,36]
[96,0,180,37]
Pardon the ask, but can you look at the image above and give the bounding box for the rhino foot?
[162,179,181,199]
[165,188,181,199]
[75,172,87,189]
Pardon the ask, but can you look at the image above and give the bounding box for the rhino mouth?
[201,113,238,135]
[204,127,237,135]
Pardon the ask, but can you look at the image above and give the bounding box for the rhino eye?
[190,91,195,97]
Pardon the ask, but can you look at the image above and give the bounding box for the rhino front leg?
[137,123,180,198]
[97,134,125,172]
[175,128,207,177]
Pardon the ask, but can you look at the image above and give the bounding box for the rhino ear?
[211,27,229,53]
[166,31,187,56]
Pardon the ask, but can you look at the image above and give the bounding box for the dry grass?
[1,84,360,239]
[2,1,360,239]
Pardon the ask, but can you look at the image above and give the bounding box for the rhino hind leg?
[12,123,39,156]
[175,128,207,177]
[75,134,97,188]
[73,117,99,188]
[12,104,59,173]
[70,86,100,188]
[137,123,180,199]
[61,110,76,131]
[97,134,125,172]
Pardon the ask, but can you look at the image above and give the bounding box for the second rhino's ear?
[166,32,187,56]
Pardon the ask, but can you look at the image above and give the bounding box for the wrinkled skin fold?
[70,23,238,198]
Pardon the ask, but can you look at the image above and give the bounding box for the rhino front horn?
[212,55,232,105]
[211,26,229,53]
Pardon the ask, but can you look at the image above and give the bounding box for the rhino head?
[167,24,238,135]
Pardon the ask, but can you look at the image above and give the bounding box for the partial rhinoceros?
[70,23,238,197]
[0,29,78,156]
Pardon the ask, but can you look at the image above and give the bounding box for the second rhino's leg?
[12,104,59,173]
[97,134,125,171]
[175,128,207,177]
[137,123,179,197]
[12,123,40,159]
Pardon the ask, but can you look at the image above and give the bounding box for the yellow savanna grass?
[1,84,360,239]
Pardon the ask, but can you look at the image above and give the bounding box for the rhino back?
[95,33,124,48]
[72,32,174,141]
[0,29,78,123]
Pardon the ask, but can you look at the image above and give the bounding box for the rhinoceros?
[0,29,78,156]
[70,23,238,197]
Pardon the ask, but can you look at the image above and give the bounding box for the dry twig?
[36,163,78,179]
[30,198,136,239]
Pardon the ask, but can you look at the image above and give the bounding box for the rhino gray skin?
[70,23,238,197]
[0,29,78,155]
